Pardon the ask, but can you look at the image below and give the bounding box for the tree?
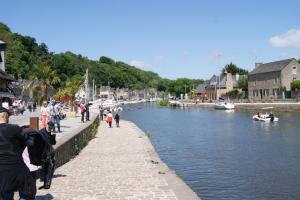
[291,80,300,101]
[63,75,84,111]
[222,62,248,75]
[99,56,115,64]
[26,61,61,102]
[237,76,248,91]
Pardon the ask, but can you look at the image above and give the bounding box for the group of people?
[40,99,65,133]
[0,106,56,200]
[78,101,91,123]
[12,100,27,115]
[99,107,120,128]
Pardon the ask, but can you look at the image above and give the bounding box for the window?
[273,88,279,96]
[274,78,279,85]
[292,66,297,75]
[253,90,259,97]
[253,81,256,87]
[263,89,269,96]
[264,80,268,86]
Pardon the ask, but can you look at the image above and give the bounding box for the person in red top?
[106,111,113,128]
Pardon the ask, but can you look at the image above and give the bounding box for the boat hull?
[253,115,279,122]
[215,102,235,110]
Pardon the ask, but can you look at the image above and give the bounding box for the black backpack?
[25,129,54,166]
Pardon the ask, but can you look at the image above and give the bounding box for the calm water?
[121,103,300,200]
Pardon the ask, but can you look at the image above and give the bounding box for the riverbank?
[176,102,300,112]
[36,120,200,200]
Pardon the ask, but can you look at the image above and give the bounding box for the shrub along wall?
[54,115,99,168]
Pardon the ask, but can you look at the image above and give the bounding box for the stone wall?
[54,115,99,168]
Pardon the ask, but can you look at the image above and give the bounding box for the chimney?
[255,63,263,68]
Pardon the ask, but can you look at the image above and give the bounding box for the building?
[99,86,115,100]
[194,84,207,99]
[116,88,129,100]
[248,58,300,100]
[0,40,15,107]
[206,72,239,100]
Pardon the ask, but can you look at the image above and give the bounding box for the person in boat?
[268,112,274,121]
[257,112,260,118]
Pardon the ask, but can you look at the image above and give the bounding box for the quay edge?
[128,121,201,200]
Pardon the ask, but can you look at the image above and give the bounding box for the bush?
[157,99,169,106]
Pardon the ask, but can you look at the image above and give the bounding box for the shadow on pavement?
[53,174,67,179]
[35,194,54,200]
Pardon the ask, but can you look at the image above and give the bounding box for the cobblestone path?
[36,120,199,200]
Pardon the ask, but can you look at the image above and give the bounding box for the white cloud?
[269,29,300,47]
[129,59,151,70]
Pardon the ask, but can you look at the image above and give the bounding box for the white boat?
[252,114,279,122]
[100,99,118,109]
[215,101,235,110]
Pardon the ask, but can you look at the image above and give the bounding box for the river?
[121,103,300,200]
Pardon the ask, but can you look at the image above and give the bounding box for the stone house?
[195,84,207,99]
[116,88,129,100]
[99,86,115,100]
[248,58,300,100]
[206,72,239,100]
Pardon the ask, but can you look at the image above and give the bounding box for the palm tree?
[25,61,60,102]
[64,75,84,111]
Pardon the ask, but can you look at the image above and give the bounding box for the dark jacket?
[0,124,36,196]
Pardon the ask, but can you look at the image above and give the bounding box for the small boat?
[252,114,279,122]
[215,98,234,110]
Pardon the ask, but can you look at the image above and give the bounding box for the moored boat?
[252,114,279,122]
[215,100,235,110]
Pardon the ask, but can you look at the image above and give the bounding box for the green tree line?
[0,22,206,98]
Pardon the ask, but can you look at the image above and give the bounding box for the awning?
[0,91,15,98]
[0,69,15,81]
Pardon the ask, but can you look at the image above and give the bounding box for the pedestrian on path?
[0,107,37,200]
[38,121,56,189]
[106,111,113,128]
[49,99,61,133]
[99,107,104,121]
[114,113,120,127]
[41,101,50,128]
[85,103,90,121]
[80,102,86,123]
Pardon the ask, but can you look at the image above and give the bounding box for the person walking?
[114,113,120,127]
[79,102,86,123]
[33,101,37,112]
[19,101,25,115]
[41,101,50,128]
[49,99,61,133]
[85,103,90,121]
[106,111,113,128]
[0,107,37,200]
[38,121,56,189]
[99,107,104,121]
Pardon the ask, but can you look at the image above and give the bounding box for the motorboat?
[252,114,279,122]
[215,99,235,110]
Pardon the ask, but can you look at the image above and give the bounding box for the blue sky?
[1,0,300,79]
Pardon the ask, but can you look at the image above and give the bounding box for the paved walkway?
[9,109,96,142]
[36,120,200,200]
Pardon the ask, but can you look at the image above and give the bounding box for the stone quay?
[35,118,200,200]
